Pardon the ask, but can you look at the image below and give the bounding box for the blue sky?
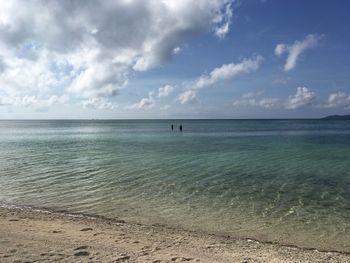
[0,0,349,119]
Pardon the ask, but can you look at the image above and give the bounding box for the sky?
[0,0,349,119]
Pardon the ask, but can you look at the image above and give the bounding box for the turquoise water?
[0,120,349,252]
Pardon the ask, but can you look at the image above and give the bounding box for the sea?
[0,119,349,252]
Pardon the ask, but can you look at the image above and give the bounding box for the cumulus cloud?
[173,47,181,55]
[258,98,281,109]
[127,91,156,110]
[234,87,350,111]
[0,0,234,107]
[275,34,322,71]
[213,2,233,39]
[0,48,74,96]
[321,92,350,109]
[233,92,280,109]
[233,87,319,110]
[178,90,197,104]
[285,87,316,109]
[158,85,175,98]
[177,55,262,104]
[242,90,263,99]
[47,95,69,106]
[127,84,176,110]
[82,98,118,110]
[232,98,256,107]
[0,56,5,73]
[0,95,69,108]
[194,56,263,89]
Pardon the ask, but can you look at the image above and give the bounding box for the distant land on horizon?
[321,115,350,120]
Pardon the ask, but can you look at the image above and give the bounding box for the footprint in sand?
[93,232,104,236]
[74,246,89,250]
[171,257,194,262]
[74,251,90,256]
[242,257,258,263]
[73,246,90,257]
[115,255,130,262]
[80,227,93,232]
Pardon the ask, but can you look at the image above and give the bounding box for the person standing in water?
[179,124,183,132]
[171,124,174,131]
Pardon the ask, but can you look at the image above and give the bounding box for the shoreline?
[2,203,350,255]
[0,207,349,262]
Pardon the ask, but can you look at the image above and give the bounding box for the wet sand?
[0,207,349,263]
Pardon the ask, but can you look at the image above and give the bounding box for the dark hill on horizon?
[321,115,350,120]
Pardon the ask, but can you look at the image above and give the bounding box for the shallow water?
[0,120,349,252]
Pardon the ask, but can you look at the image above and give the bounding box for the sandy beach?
[0,207,348,263]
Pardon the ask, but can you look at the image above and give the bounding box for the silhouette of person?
[171,124,174,131]
[179,124,182,132]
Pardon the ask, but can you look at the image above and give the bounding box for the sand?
[0,207,349,263]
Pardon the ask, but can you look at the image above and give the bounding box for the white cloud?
[213,2,233,39]
[275,34,322,71]
[82,98,117,110]
[233,94,280,109]
[0,0,233,107]
[177,55,263,104]
[158,85,175,98]
[274,44,287,57]
[321,92,350,109]
[178,90,197,104]
[173,47,181,55]
[128,83,176,110]
[233,87,319,110]
[232,98,257,107]
[258,98,280,109]
[69,58,128,98]
[233,87,350,111]
[285,87,316,109]
[242,90,263,99]
[47,95,69,106]
[127,91,155,110]
[0,95,69,108]
[194,56,263,89]
[0,49,73,96]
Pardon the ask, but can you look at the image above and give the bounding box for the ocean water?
[0,120,349,252]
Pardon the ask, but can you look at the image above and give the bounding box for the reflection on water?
[0,120,349,252]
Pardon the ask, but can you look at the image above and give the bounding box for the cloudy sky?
[0,0,349,119]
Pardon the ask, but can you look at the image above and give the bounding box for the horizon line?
[0,117,341,121]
